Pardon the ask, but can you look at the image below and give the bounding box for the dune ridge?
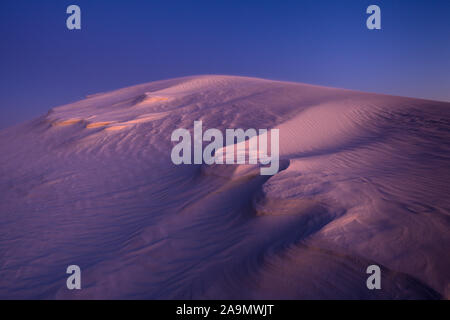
[0,75,448,299]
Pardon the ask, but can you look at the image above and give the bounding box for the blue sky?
[0,0,449,128]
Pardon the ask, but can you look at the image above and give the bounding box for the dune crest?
[0,75,449,299]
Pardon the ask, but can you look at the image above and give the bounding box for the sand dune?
[0,75,448,299]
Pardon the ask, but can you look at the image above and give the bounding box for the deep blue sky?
[1,0,449,128]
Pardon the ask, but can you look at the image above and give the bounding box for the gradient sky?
[1,0,449,128]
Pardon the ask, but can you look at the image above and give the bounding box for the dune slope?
[0,75,449,299]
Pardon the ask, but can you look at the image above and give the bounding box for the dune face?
[0,75,449,299]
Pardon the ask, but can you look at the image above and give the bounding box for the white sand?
[0,75,448,299]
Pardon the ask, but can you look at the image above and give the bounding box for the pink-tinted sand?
[0,75,449,299]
